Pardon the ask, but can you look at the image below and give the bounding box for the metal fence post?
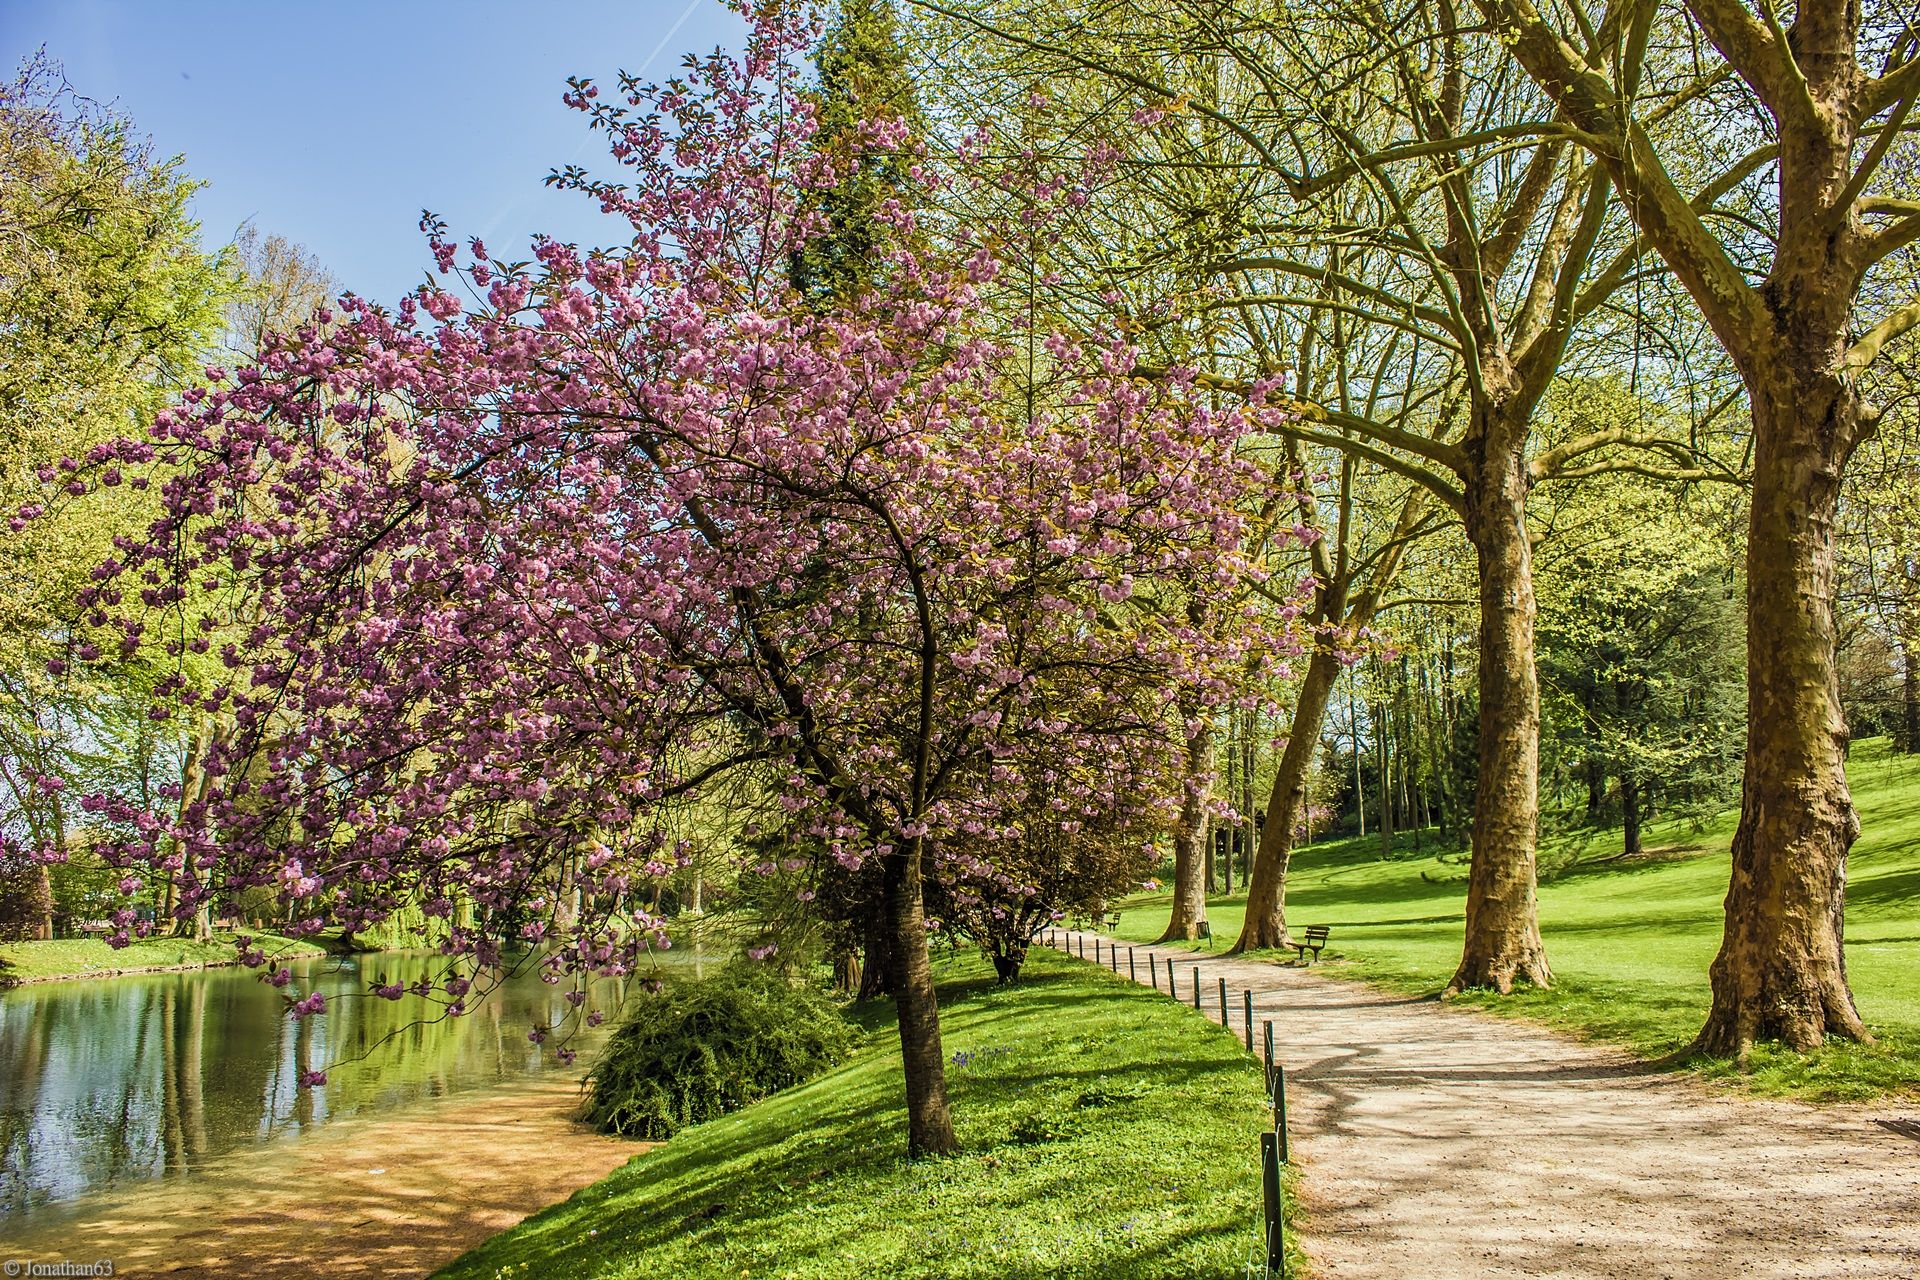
[1192,965,1202,1010]
[1219,976,1228,1025]
[1261,1131,1286,1278]
[1274,1064,1290,1164]
[1263,1020,1275,1094]
[1243,990,1254,1052]
[1128,947,1137,981]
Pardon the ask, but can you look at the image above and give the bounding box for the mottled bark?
[1696,376,1870,1056]
[1451,426,1550,993]
[1472,0,1888,1056]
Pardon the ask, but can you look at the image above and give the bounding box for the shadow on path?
[1047,930,1920,1280]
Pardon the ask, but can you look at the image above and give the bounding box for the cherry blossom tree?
[38,4,1300,1155]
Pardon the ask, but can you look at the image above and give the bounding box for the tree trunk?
[1396,696,1412,836]
[1377,696,1395,860]
[1158,715,1214,942]
[832,944,862,995]
[1352,685,1366,838]
[1899,628,1919,754]
[988,938,1027,983]
[1621,775,1643,858]
[883,838,958,1157]
[39,806,65,942]
[857,908,897,1002]
[1695,377,1869,1056]
[1234,644,1341,952]
[32,865,54,941]
[1235,708,1255,893]
[1451,431,1550,993]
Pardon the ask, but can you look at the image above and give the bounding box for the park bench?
[1104,911,1123,933]
[75,920,113,937]
[1286,924,1331,964]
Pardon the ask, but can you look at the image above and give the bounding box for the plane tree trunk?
[1233,644,1341,952]
[1695,371,1870,1056]
[1451,415,1551,993]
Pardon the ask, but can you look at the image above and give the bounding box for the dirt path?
[5,1078,640,1279]
[1056,933,1920,1279]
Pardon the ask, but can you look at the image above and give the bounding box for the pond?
[0,948,668,1228]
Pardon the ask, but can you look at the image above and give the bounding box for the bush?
[582,962,856,1139]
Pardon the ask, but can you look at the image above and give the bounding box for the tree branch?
[1845,297,1920,372]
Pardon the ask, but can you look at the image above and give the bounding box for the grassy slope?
[437,950,1297,1280]
[1114,737,1920,1100]
[0,930,325,983]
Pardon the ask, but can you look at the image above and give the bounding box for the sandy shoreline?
[6,1077,642,1279]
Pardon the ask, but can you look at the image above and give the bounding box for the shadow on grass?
[438,950,1282,1280]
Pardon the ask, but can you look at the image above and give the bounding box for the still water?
[0,950,651,1226]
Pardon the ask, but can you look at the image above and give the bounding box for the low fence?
[1042,928,1292,1278]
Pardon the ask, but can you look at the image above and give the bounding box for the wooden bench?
[1286,924,1331,964]
[1104,912,1123,934]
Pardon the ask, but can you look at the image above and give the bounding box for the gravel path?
[1051,932,1920,1279]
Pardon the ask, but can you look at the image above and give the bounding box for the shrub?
[582,962,856,1139]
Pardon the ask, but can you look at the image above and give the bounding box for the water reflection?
[0,951,643,1222]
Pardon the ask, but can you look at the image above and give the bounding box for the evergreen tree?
[788,0,922,305]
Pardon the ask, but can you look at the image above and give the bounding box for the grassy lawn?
[437,949,1297,1280]
[0,930,326,983]
[1113,737,1920,1101]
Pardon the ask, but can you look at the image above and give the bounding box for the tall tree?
[0,56,232,936]
[1476,0,1920,1053]
[46,11,1296,1159]
[791,0,922,305]
[913,0,1742,990]
[1533,449,1747,856]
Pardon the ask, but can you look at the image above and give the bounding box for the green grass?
[0,930,325,983]
[1114,737,1920,1101]
[436,949,1298,1280]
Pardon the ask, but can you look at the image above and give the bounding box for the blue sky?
[1,1,746,302]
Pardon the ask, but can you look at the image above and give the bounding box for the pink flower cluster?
[31,1,1311,1072]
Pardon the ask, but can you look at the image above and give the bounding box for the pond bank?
[4,1076,637,1279]
[435,949,1292,1280]
[0,933,329,985]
